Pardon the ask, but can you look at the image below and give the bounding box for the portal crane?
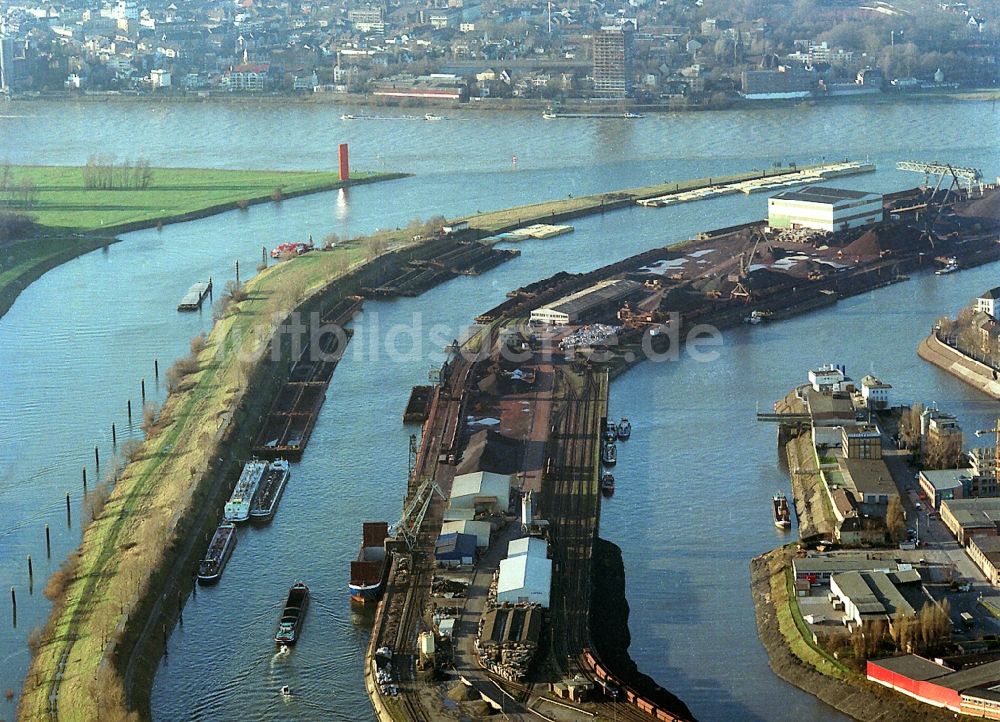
[394,477,446,550]
[729,230,764,303]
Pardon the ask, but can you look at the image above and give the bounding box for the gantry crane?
[729,230,763,303]
[394,477,446,550]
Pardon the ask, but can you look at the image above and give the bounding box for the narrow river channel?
[0,98,997,720]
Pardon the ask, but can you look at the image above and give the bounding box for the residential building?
[150,68,170,88]
[977,287,1000,317]
[222,63,269,91]
[970,447,999,484]
[593,23,635,98]
[922,408,963,450]
[860,375,892,409]
[768,186,884,232]
[809,363,849,392]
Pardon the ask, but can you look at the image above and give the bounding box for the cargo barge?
[177,279,213,311]
[252,296,362,459]
[250,459,291,523]
[198,523,237,584]
[350,522,392,604]
[223,459,268,523]
[403,385,434,423]
[275,582,309,645]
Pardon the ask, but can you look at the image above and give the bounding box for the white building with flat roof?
[497,543,551,607]
[441,519,492,548]
[449,471,512,513]
[768,186,883,232]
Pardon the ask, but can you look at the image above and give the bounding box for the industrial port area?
[9,149,1000,722]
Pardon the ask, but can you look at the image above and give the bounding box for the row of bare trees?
[0,162,38,210]
[83,155,154,191]
[898,402,966,469]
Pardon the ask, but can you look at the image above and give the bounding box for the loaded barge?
[198,523,237,584]
[252,296,362,459]
[350,522,392,603]
[275,582,309,645]
[223,459,268,523]
[250,459,291,522]
[177,279,213,311]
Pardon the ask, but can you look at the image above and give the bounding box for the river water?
[0,99,998,721]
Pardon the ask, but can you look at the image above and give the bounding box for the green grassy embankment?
[0,165,405,319]
[16,238,405,722]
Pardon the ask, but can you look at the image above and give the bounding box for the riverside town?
[0,1,999,722]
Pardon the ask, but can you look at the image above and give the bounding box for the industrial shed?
[435,532,477,566]
[768,186,883,232]
[497,548,552,607]
[441,519,492,548]
[528,279,642,326]
[449,471,513,513]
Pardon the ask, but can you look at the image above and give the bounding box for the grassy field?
[17,242,382,721]
[3,165,373,231]
[0,165,400,320]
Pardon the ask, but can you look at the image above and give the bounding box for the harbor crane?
[896,160,984,198]
[729,229,764,303]
[975,418,1000,489]
[393,477,446,550]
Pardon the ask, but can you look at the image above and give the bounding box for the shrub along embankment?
[17,234,432,722]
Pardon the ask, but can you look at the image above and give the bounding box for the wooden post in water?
[95,445,100,470]
[82,467,87,488]
[127,399,132,423]
[262,246,267,267]
[10,587,15,627]
[154,359,159,380]
[112,423,117,447]
[66,492,71,527]
[141,378,146,404]
[236,259,240,286]
[45,524,51,558]
[27,555,32,586]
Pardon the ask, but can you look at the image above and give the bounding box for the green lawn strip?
[777,565,853,679]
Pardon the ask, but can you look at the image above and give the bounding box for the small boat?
[250,459,290,522]
[601,472,615,496]
[275,582,309,645]
[350,522,392,603]
[542,110,557,120]
[773,493,792,530]
[602,441,617,466]
[424,113,442,121]
[617,417,631,440]
[224,459,268,523]
[603,422,618,442]
[744,310,772,325]
[280,685,292,697]
[622,112,644,118]
[935,260,959,275]
[197,523,237,584]
[340,114,355,120]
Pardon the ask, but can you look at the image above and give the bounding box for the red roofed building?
[222,62,270,91]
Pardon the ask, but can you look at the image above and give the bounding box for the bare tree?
[899,403,925,451]
[886,495,906,542]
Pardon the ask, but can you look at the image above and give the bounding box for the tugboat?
[604,422,618,442]
[772,493,792,530]
[935,258,959,275]
[602,441,617,466]
[601,472,616,496]
[350,522,392,603]
[617,417,631,440]
[275,582,309,645]
[249,459,291,523]
[224,459,268,523]
[197,523,237,584]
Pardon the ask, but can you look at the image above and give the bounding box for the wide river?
[1,98,998,721]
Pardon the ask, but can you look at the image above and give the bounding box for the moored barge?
[249,459,291,522]
[350,522,391,603]
[224,459,268,523]
[198,523,237,584]
[773,492,792,529]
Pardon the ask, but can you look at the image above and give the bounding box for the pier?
[177,279,212,311]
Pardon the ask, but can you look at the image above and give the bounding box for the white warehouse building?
[496,538,552,607]
[768,186,883,232]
